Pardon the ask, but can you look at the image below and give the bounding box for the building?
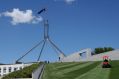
[85,49,119,61]
[1,48,119,77]
[0,63,32,77]
[60,48,119,62]
[60,48,92,62]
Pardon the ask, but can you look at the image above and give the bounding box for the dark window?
[19,67,22,70]
[3,67,6,73]
[80,52,87,58]
[0,68,1,73]
[9,67,12,72]
[14,67,18,71]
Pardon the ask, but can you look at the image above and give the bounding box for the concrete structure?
[0,49,119,78]
[84,49,119,61]
[60,49,119,62]
[32,63,45,79]
[0,63,32,77]
[60,48,92,62]
[0,62,45,79]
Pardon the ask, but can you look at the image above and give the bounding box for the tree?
[94,47,114,55]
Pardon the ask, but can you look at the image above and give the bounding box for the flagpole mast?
[15,8,65,63]
[44,20,49,39]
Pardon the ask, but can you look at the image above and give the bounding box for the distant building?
[0,63,32,77]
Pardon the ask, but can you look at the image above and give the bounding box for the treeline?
[94,47,114,54]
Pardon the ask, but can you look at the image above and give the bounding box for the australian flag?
[38,8,46,14]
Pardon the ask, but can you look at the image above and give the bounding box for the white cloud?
[32,16,43,24]
[65,0,76,4]
[54,0,76,4]
[3,8,43,25]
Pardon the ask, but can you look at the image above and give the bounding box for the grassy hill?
[42,61,119,79]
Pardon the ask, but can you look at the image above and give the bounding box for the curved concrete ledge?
[32,63,45,79]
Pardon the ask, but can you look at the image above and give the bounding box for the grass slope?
[75,63,110,79]
[109,61,119,79]
[43,61,119,79]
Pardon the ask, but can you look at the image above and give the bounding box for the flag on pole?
[38,8,46,14]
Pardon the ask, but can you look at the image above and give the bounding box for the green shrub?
[94,47,114,54]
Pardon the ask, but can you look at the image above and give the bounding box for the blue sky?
[0,0,119,63]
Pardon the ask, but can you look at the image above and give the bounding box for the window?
[79,53,82,56]
[3,67,6,73]
[0,68,1,73]
[79,52,87,58]
[14,67,18,71]
[9,67,12,72]
[19,67,22,70]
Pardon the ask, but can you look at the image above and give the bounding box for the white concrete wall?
[32,63,45,79]
[61,49,119,62]
[61,48,92,62]
[83,49,119,61]
[61,52,80,62]
[12,78,32,79]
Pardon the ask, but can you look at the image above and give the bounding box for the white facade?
[83,49,119,61]
[0,63,32,77]
[60,48,119,62]
[60,48,92,62]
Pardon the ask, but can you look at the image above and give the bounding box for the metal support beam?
[47,40,59,55]
[48,39,65,56]
[16,40,44,63]
[16,18,65,63]
[37,40,46,61]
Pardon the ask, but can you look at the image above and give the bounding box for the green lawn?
[109,61,119,79]
[42,61,119,79]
